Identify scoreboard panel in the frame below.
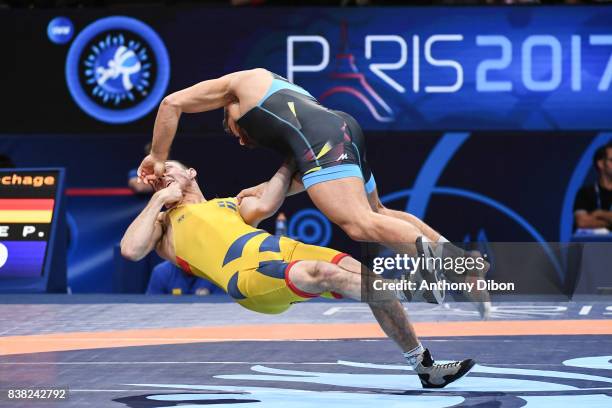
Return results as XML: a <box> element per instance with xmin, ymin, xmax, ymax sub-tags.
<box><xmin>0</xmin><ymin>169</ymin><xmax>66</xmax><ymax>291</ymax></box>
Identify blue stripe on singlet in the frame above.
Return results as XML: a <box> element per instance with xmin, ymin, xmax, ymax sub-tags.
<box><xmin>301</xmin><ymin>164</ymin><xmax>364</xmax><ymax>190</ymax></box>
<box><xmin>364</xmin><ymin>173</ymin><xmax>377</xmax><ymax>194</ymax></box>
<box><xmin>257</xmin><ymin>77</ymin><xmax>313</xmax><ymax>107</ymax></box>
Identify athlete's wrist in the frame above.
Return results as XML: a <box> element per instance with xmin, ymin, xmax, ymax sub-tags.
<box><xmin>152</xmin><ymin>190</ymin><xmax>171</xmax><ymax>206</ymax></box>
<box><xmin>150</xmin><ymin>150</ymin><xmax>168</xmax><ymax>161</ymax></box>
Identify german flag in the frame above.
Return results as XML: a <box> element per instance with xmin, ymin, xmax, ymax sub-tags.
<box><xmin>0</xmin><ymin>199</ymin><xmax>54</xmax><ymax>223</ymax></box>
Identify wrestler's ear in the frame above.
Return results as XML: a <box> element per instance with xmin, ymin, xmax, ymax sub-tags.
<box><xmin>187</xmin><ymin>168</ymin><xmax>197</xmax><ymax>180</ymax></box>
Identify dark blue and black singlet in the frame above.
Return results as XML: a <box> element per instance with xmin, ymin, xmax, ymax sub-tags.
<box><xmin>236</xmin><ymin>72</ymin><xmax>376</xmax><ymax>193</ymax></box>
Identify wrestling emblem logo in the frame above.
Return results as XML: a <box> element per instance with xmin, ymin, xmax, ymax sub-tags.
<box><xmin>65</xmin><ymin>16</ymin><xmax>170</xmax><ymax>124</ymax></box>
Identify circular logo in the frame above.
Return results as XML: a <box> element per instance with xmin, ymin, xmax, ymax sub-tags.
<box><xmin>47</xmin><ymin>17</ymin><xmax>74</xmax><ymax>44</ymax></box>
<box><xmin>288</xmin><ymin>209</ymin><xmax>332</xmax><ymax>247</ymax></box>
<box><xmin>65</xmin><ymin>16</ymin><xmax>170</xmax><ymax>124</ymax></box>
<box><xmin>0</xmin><ymin>243</ymin><xmax>8</xmax><ymax>269</ymax></box>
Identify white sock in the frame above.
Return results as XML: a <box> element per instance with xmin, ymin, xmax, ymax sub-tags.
<box><xmin>437</xmin><ymin>235</ymin><xmax>449</xmax><ymax>243</ymax></box>
<box><xmin>403</xmin><ymin>343</ymin><xmax>425</xmax><ymax>368</ymax></box>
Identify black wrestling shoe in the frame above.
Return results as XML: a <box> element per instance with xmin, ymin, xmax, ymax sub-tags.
<box><xmin>415</xmin><ymin>349</ymin><xmax>475</xmax><ymax>389</ymax></box>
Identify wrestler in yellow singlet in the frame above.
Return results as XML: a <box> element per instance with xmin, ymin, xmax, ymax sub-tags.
<box><xmin>168</xmin><ymin>197</ymin><xmax>347</xmax><ymax>314</ymax></box>
<box><xmin>125</xmin><ymin>160</ymin><xmax>477</xmax><ymax>388</ymax></box>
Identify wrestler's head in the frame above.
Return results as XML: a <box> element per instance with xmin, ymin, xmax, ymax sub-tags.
<box><xmin>153</xmin><ymin>160</ymin><xmax>198</xmax><ymax>208</ymax></box>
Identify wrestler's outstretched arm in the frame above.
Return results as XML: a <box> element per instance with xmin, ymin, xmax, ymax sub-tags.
<box><xmin>138</xmin><ymin>70</ymin><xmax>257</xmax><ymax>185</ymax></box>
<box><xmin>120</xmin><ymin>184</ymin><xmax>181</xmax><ymax>261</ymax></box>
<box><xmin>236</xmin><ymin>159</ymin><xmax>304</xmax><ymax>212</ymax></box>
<box><xmin>237</xmin><ymin>161</ymin><xmax>299</xmax><ymax>227</ymax></box>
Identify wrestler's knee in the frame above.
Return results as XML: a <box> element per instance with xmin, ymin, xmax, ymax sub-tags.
<box><xmin>372</xmin><ymin>202</ymin><xmax>387</xmax><ymax>214</ymax></box>
<box><xmin>338</xmin><ymin>212</ymin><xmax>379</xmax><ymax>242</ymax></box>
<box><xmin>307</xmin><ymin>261</ymin><xmax>341</xmax><ymax>291</ymax></box>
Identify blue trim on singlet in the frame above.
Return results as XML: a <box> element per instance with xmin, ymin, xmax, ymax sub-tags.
<box><xmin>354</xmin><ymin>145</ymin><xmax>377</xmax><ymax>193</ymax></box>
<box><xmin>299</xmin><ymin>137</ymin><xmax>375</xmax><ymax>193</ymax></box>
<box><xmin>302</xmin><ymin>164</ymin><xmax>364</xmax><ymax>190</ymax></box>
<box><xmin>364</xmin><ymin>173</ymin><xmax>377</xmax><ymax>194</ymax></box>
<box><xmin>349</xmin><ymin>141</ymin><xmax>376</xmax><ymax>193</ymax></box>
<box><xmin>258</xmin><ymin>77</ymin><xmax>313</xmax><ymax>107</ymax></box>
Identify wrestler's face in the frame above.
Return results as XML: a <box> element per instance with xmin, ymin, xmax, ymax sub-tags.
<box><xmin>154</xmin><ymin>161</ymin><xmax>196</xmax><ymax>193</ymax></box>
<box><xmin>223</xmin><ymin>104</ymin><xmax>249</xmax><ymax>146</ymax></box>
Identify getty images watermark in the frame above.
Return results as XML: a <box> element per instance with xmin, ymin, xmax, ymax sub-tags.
<box><xmin>358</xmin><ymin>242</ymin><xmax>536</xmax><ymax>304</ymax></box>
<box><xmin>370</xmin><ymin>252</ymin><xmax>515</xmax><ymax>293</ymax></box>
<box><xmin>362</xmin><ymin>242</ymin><xmax>608</xmax><ymax>302</ymax></box>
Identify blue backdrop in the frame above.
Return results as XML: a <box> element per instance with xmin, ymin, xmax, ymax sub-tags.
<box><xmin>1</xmin><ymin>6</ymin><xmax>611</xmax><ymax>292</ymax></box>
<box><xmin>2</xmin><ymin>6</ymin><xmax>612</xmax><ymax>131</ymax></box>
<box><xmin>1</xmin><ymin>131</ymin><xmax>608</xmax><ymax>292</ymax></box>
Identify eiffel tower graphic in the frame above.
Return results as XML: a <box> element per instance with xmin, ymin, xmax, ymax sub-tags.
<box><xmin>319</xmin><ymin>21</ymin><xmax>394</xmax><ymax>123</ymax></box>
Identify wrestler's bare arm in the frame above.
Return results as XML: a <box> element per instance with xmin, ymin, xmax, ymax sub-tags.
<box><xmin>120</xmin><ymin>187</ymin><xmax>180</xmax><ymax>261</ymax></box>
<box><xmin>287</xmin><ymin>172</ymin><xmax>305</xmax><ymax>196</ymax></box>
<box><xmin>236</xmin><ymin>160</ymin><xmax>304</xmax><ymax>217</ymax></box>
<box><xmin>238</xmin><ymin>161</ymin><xmax>295</xmax><ymax>227</ymax></box>
<box><xmin>150</xmin><ymin>68</ymin><xmax>269</xmax><ymax>160</ymax></box>
<box><xmin>150</xmin><ymin>73</ymin><xmax>236</xmax><ymax>160</ymax></box>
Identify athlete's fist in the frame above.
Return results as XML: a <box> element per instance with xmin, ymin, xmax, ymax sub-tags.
<box><xmin>156</xmin><ymin>183</ymin><xmax>183</xmax><ymax>207</ymax></box>
<box><xmin>138</xmin><ymin>154</ymin><xmax>166</xmax><ymax>185</ymax></box>
<box><xmin>236</xmin><ymin>182</ymin><xmax>267</xmax><ymax>205</ymax></box>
